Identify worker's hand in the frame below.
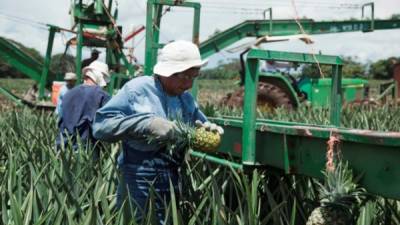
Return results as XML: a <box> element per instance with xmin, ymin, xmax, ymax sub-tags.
<box><xmin>195</xmin><ymin>120</ymin><xmax>224</xmax><ymax>135</ymax></box>
<box><xmin>148</xmin><ymin>117</ymin><xmax>178</xmax><ymax>140</ymax></box>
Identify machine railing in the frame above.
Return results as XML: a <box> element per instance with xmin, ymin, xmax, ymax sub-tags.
<box><xmin>199</xmin><ymin>18</ymin><xmax>400</xmax><ymax>59</ymax></box>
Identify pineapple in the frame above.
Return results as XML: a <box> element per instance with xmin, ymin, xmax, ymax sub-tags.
<box><xmin>191</xmin><ymin>126</ymin><xmax>221</xmax><ymax>152</ymax></box>
<box><xmin>172</xmin><ymin>120</ymin><xmax>221</xmax><ymax>153</ymax></box>
<box><xmin>306</xmin><ymin>161</ymin><xmax>366</xmax><ymax>225</ymax></box>
<box><xmin>146</xmin><ymin>118</ymin><xmax>222</xmax><ymax>154</ymax></box>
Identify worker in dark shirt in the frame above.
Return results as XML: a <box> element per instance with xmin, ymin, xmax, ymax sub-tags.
<box><xmin>56</xmin><ymin>61</ymin><xmax>111</xmax><ymax>153</ymax></box>
<box><xmin>82</xmin><ymin>49</ymin><xmax>101</xmax><ymax>69</ymax></box>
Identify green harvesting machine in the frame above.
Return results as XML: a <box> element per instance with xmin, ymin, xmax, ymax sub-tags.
<box><xmin>0</xmin><ymin>0</ymin><xmax>137</xmax><ymax>104</ymax></box>
<box><xmin>144</xmin><ymin>0</ymin><xmax>400</xmax><ymax>201</ymax></box>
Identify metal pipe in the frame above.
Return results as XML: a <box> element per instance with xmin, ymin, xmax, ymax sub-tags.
<box><xmin>39</xmin><ymin>26</ymin><xmax>56</xmax><ymax>99</ymax></box>
<box><xmin>263</xmin><ymin>8</ymin><xmax>272</xmax><ymax>34</ymax></box>
<box><xmin>190</xmin><ymin>150</ymin><xmax>242</xmax><ymax>170</ymax></box>
<box><xmin>362</xmin><ymin>2</ymin><xmax>375</xmax><ymax>31</ymax></box>
<box><xmin>75</xmin><ymin>22</ymin><xmax>83</xmax><ymax>82</ymax></box>
<box><xmin>330</xmin><ymin>65</ymin><xmax>342</xmax><ymax>126</ymax></box>
<box><xmin>242</xmin><ymin>57</ymin><xmax>259</xmax><ymax>165</ymax></box>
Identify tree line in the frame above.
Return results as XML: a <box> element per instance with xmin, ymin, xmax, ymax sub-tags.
<box><xmin>200</xmin><ymin>56</ymin><xmax>400</xmax><ymax>80</ymax></box>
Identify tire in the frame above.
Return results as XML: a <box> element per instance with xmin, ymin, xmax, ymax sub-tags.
<box><xmin>221</xmin><ymin>82</ymin><xmax>295</xmax><ymax>110</ymax></box>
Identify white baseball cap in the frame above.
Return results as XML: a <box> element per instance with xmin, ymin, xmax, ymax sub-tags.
<box><xmin>64</xmin><ymin>72</ymin><xmax>77</xmax><ymax>80</ymax></box>
<box><xmin>153</xmin><ymin>40</ymin><xmax>207</xmax><ymax>77</ymax></box>
<box><xmin>82</xmin><ymin>61</ymin><xmax>110</xmax><ymax>87</ymax></box>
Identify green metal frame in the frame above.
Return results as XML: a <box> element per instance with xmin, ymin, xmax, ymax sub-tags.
<box><xmin>0</xmin><ymin>25</ymin><xmax>58</xmax><ymax>99</ymax></box>
<box><xmin>39</xmin><ymin>25</ymin><xmax>58</xmax><ymax>98</ymax></box>
<box><xmin>144</xmin><ymin>0</ymin><xmax>201</xmax><ymax>75</ymax></box>
<box><xmin>72</xmin><ymin>1</ymin><xmax>136</xmax><ymax>94</ymax></box>
<box><xmin>0</xmin><ymin>86</ymin><xmax>24</xmax><ymax>106</ymax></box>
<box><xmin>140</xmin><ymin>3</ymin><xmax>400</xmax><ymax>199</ymax></box>
<box><xmin>190</xmin><ymin>49</ymin><xmax>400</xmax><ymax>200</ymax></box>
<box><xmin>0</xmin><ymin>37</ymin><xmax>43</xmax><ymax>82</ymax></box>
<box><xmin>362</xmin><ymin>2</ymin><xmax>375</xmax><ymax>31</ymax></box>
<box><xmin>0</xmin><ymin>0</ymin><xmax>135</xmax><ymax>106</ymax></box>
<box><xmin>243</xmin><ymin>49</ymin><xmax>343</xmax><ymax>165</ymax></box>
<box><xmin>199</xmin><ymin>18</ymin><xmax>400</xmax><ymax>59</ymax></box>
<box><xmin>208</xmin><ymin>116</ymin><xmax>400</xmax><ymax>200</ymax></box>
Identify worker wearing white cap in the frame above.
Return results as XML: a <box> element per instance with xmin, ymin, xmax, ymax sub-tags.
<box><xmin>56</xmin><ymin>61</ymin><xmax>110</xmax><ymax>154</ymax></box>
<box><xmin>92</xmin><ymin>40</ymin><xmax>223</xmax><ymax>224</ymax></box>
<box><xmin>55</xmin><ymin>72</ymin><xmax>77</xmax><ymax>116</ymax></box>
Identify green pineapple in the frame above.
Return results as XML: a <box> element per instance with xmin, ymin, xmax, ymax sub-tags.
<box><xmin>306</xmin><ymin>161</ymin><xmax>366</xmax><ymax>225</ymax></box>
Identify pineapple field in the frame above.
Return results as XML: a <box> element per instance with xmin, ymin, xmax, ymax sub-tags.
<box><xmin>0</xmin><ymin>79</ymin><xmax>400</xmax><ymax>224</ymax></box>
<box><xmin>1</xmin><ymin>0</ymin><xmax>400</xmax><ymax>223</ymax></box>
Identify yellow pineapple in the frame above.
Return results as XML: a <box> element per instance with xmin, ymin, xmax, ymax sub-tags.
<box><xmin>192</xmin><ymin>127</ymin><xmax>221</xmax><ymax>152</ymax></box>
<box><xmin>147</xmin><ymin>118</ymin><xmax>222</xmax><ymax>154</ymax></box>
<box><xmin>172</xmin><ymin>120</ymin><xmax>222</xmax><ymax>153</ymax></box>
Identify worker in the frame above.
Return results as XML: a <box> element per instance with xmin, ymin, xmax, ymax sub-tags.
<box><xmin>55</xmin><ymin>72</ymin><xmax>77</xmax><ymax>116</ymax></box>
<box><xmin>82</xmin><ymin>49</ymin><xmax>101</xmax><ymax>69</ymax></box>
<box><xmin>23</xmin><ymin>83</ymin><xmax>39</xmax><ymax>102</ymax></box>
<box><xmin>92</xmin><ymin>40</ymin><xmax>224</xmax><ymax>224</ymax></box>
<box><xmin>56</xmin><ymin>61</ymin><xmax>111</xmax><ymax>154</ymax></box>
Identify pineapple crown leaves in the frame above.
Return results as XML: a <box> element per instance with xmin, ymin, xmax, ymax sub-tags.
<box><xmin>171</xmin><ymin>118</ymin><xmax>196</xmax><ymax>149</ymax></box>
<box><xmin>316</xmin><ymin>161</ymin><xmax>368</xmax><ymax>210</ymax></box>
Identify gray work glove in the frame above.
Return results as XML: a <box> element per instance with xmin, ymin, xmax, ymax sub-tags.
<box><xmin>195</xmin><ymin>120</ymin><xmax>224</xmax><ymax>135</ymax></box>
<box><xmin>148</xmin><ymin>117</ymin><xmax>178</xmax><ymax>140</ymax></box>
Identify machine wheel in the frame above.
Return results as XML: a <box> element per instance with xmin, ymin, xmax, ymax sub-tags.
<box><xmin>221</xmin><ymin>82</ymin><xmax>295</xmax><ymax>110</ymax></box>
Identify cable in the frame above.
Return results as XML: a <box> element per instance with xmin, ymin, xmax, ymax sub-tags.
<box><xmin>200</xmin><ymin>1</ymin><xmax>361</xmax><ymax>9</ymax></box>
<box><xmin>171</xmin><ymin>7</ymin><xmax>359</xmax><ymax>17</ymax></box>
<box><xmin>132</xmin><ymin>0</ymin><xmax>146</xmax><ymax>15</ymax></box>
<box><xmin>0</xmin><ymin>11</ymin><xmax>47</xmax><ymax>26</ymax></box>
<box><xmin>202</xmin><ymin>4</ymin><xmax>360</xmax><ymax>10</ymax></box>
<box><xmin>0</xmin><ymin>12</ymin><xmax>48</xmax><ymax>31</ymax></box>
<box><xmin>198</xmin><ymin>0</ymin><xmax>361</xmax><ymax>7</ymax></box>
<box><xmin>290</xmin><ymin>0</ymin><xmax>325</xmax><ymax>78</ymax></box>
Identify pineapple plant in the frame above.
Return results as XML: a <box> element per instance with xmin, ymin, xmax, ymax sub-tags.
<box><xmin>306</xmin><ymin>161</ymin><xmax>367</xmax><ymax>225</ymax></box>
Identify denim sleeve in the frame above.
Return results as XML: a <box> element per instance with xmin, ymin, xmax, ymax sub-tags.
<box><xmin>181</xmin><ymin>92</ymin><xmax>208</xmax><ymax>124</ymax></box>
<box><xmin>92</xmin><ymin>87</ymin><xmax>155</xmax><ymax>142</ymax></box>
<box><xmin>193</xmin><ymin>102</ymin><xmax>207</xmax><ymax>123</ymax></box>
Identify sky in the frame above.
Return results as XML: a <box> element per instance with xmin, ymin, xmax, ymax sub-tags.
<box><xmin>0</xmin><ymin>0</ymin><xmax>399</xmax><ymax>68</ymax></box>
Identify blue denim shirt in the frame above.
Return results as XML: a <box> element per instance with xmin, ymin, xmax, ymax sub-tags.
<box><xmin>57</xmin><ymin>84</ymin><xmax>110</xmax><ymax>149</ymax></box>
<box><xmin>92</xmin><ymin>76</ymin><xmax>207</xmax><ymax>167</ymax></box>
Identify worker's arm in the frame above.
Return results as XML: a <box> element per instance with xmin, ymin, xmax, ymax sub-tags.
<box><xmin>181</xmin><ymin>92</ymin><xmax>208</xmax><ymax>124</ymax></box>
<box><xmin>92</xmin><ymin>86</ymin><xmax>157</xmax><ymax>142</ymax></box>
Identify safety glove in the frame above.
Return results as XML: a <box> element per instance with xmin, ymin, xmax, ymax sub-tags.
<box><xmin>191</xmin><ymin>120</ymin><xmax>224</xmax><ymax>153</ymax></box>
<box><xmin>195</xmin><ymin>120</ymin><xmax>224</xmax><ymax>135</ymax></box>
<box><xmin>148</xmin><ymin>117</ymin><xmax>178</xmax><ymax>141</ymax></box>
